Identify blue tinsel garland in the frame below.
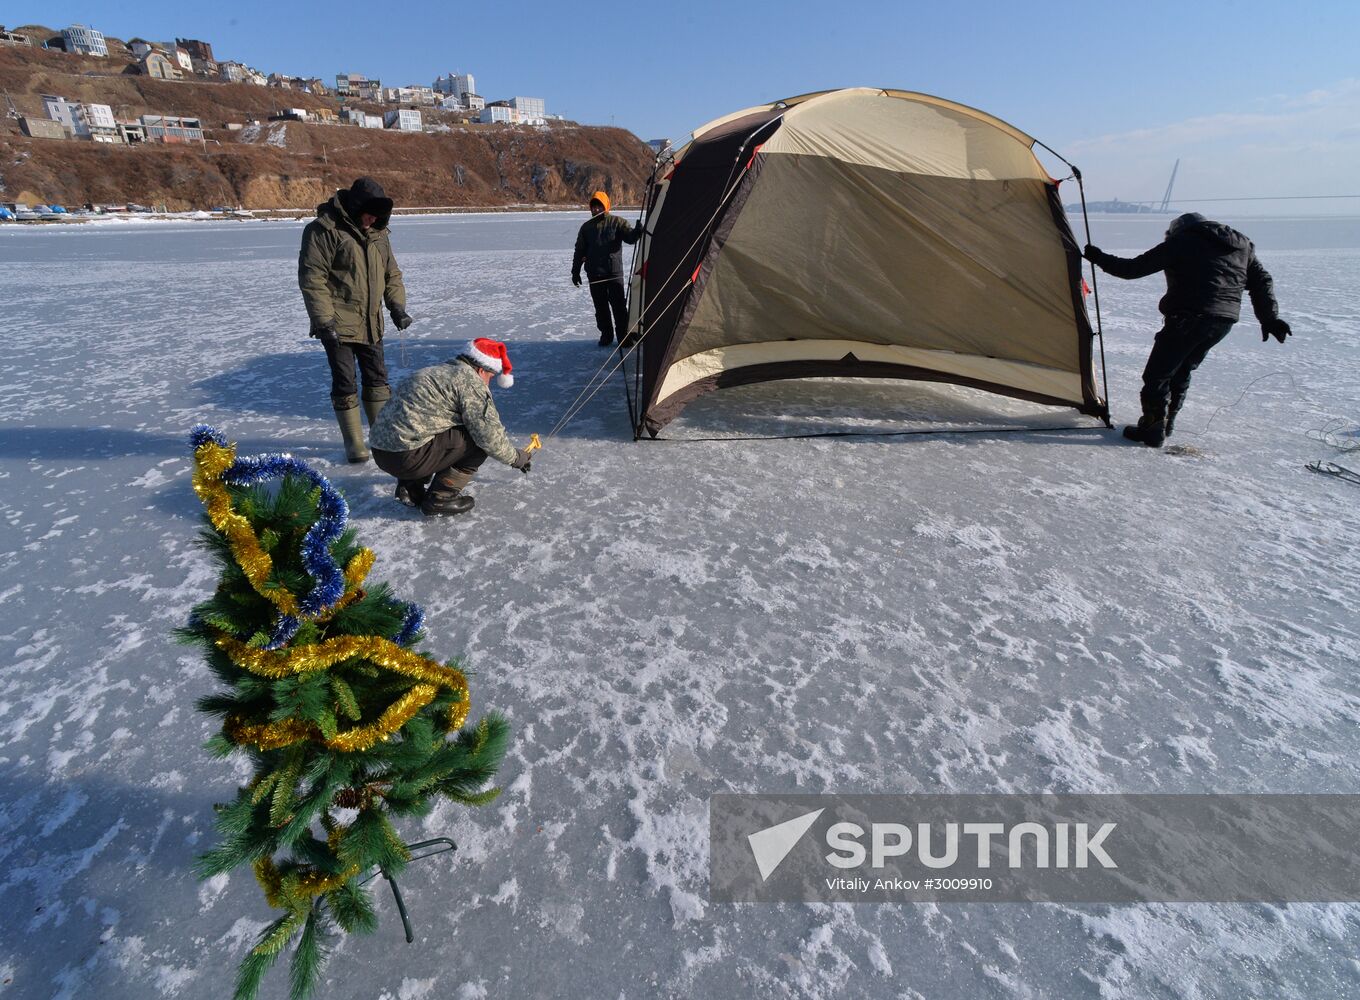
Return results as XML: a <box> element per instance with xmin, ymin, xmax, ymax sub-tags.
<box><xmin>190</xmin><ymin>425</ymin><xmax>427</xmax><ymax>651</ymax></box>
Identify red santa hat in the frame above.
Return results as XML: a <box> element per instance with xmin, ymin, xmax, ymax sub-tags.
<box><xmin>464</xmin><ymin>338</ymin><xmax>514</xmax><ymax>387</ymax></box>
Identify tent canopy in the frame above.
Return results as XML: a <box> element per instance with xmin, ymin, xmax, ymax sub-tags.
<box><xmin>628</xmin><ymin>88</ymin><xmax>1106</xmax><ymax>436</ymax></box>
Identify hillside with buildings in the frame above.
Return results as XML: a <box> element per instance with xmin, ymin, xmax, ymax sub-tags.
<box><xmin>0</xmin><ymin>25</ymin><xmax>654</xmax><ymax>210</ymax></box>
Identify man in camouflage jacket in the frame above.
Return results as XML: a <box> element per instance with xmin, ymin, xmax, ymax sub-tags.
<box><xmin>298</xmin><ymin>176</ymin><xmax>412</xmax><ymax>462</ymax></box>
<box><xmin>370</xmin><ymin>338</ymin><xmax>533</xmax><ymax>517</ymax></box>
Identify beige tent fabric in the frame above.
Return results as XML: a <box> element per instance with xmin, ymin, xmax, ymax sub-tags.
<box><xmin>647</xmin><ymin>89</ymin><xmax>1096</xmax><ymax>422</ymax></box>
<box><xmin>666</xmin><ymin>154</ymin><xmax>1081</xmax><ymax>398</ymax></box>
<box><xmin>763</xmin><ymin>89</ymin><xmax>1047</xmax><ymax>181</ymax></box>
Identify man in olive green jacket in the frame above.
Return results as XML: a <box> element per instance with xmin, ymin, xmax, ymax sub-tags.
<box><xmin>298</xmin><ymin>177</ymin><xmax>412</xmax><ymax>462</ymax></box>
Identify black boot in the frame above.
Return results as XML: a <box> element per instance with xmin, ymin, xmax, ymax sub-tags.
<box><xmin>394</xmin><ymin>478</ymin><xmax>427</xmax><ymax>508</ymax></box>
<box><xmin>421</xmin><ymin>468</ymin><xmax>476</xmax><ymax>517</ymax></box>
<box><xmin>1122</xmin><ymin>415</ymin><xmax>1167</xmax><ymax>448</ymax></box>
<box><xmin>597</xmin><ymin>333</ymin><xmax>614</xmax><ymax>347</ymax></box>
<box><xmin>1165</xmin><ymin>392</ymin><xmax>1185</xmax><ymax>439</ymax></box>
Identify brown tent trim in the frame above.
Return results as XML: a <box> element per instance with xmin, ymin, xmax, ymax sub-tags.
<box><xmin>643</xmin><ymin>358</ymin><xmax>1108</xmax><ymax>436</ymax></box>
<box><xmin>1043</xmin><ymin>182</ymin><xmax>1109</xmax><ymax>422</ymax></box>
<box><xmin>643</xmin><ymin>151</ymin><xmax>769</xmax><ymax>425</ymax></box>
<box><xmin>637</xmin><ymin>111</ymin><xmax>785</xmax><ymax>425</ymax></box>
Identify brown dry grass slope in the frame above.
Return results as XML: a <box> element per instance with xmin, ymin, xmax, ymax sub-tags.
<box><xmin>0</xmin><ymin>45</ymin><xmax>655</xmax><ymax>209</ymax></box>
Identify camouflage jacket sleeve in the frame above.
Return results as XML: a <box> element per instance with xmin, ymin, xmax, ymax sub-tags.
<box><xmin>298</xmin><ymin>224</ymin><xmax>338</xmax><ymax>330</ymax></box>
<box><xmin>460</xmin><ymin>385</ymin><xmax>519</xmax><ymax>465</ymax></box>
<box><xmin>381</xmin><ymin>235</ymin><xmax>407</xmax><ymax>314</ymax></box>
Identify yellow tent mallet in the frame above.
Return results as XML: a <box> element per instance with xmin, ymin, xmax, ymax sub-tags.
<box><xmin>519</xmin><ymin>433</ymin><xmax>541</xmax><ymax>473</ymax></box>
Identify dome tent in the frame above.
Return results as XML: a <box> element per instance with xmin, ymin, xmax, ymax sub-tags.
<box><xmin>626</xmin><ymin>88</ymin><xmax>1109</xmax><ymax>437</ymax></box>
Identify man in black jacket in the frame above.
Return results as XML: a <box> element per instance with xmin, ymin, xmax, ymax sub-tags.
<box><xmin>571</xmin><ymin>190</ymin><xmax>642</xmax><ymax>346</ymax></box>
<box><xmin>1085</xmin><ymin>213</ymin><xmax>1290</xmax><ymax>447</ymax></box>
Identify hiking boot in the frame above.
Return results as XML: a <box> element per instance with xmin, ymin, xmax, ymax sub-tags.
<box><xmin>420</xmin><ymin>467</ymin><xmax>476</xmax><ymax>517</ymax></box>
<box><xmin>394</xmin><ymin>479</ymin><xmax>427</xmax><ymax>508</ymax></box>
<box><xmin>1122</xmin><ymin>417</ymin><xmax>1166</xmax><ymax>448</ymax></box>
<box><xmin>333</xmin><ymin>400</ymin><xmax>370</xmax><ymax>463</ymax></box>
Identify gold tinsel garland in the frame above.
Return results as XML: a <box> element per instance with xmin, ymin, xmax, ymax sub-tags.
<box><xmin>226</xmin><ymin>683</ymin><xmax>443</xmax><ymax>752</ymax></box>
<box><xmin>253</xmin><ymin>855</ymin><xmax>361</xmax><ymax>912</ymax></box>
<box><xmin>215</xmin><ymin>633</ymin><xmax>469</xmax><ymax>750</ymax></box>
<box><xmin>192</xmin><ymin>438</ymin><xmax>376</xmax><ymax>622</ymax></box>
<box><xmin>193</xmin><ymin>438</ymin><xmax>301</xmax><ymax>616</ymax></box>
<box><xmin>193</xmin><ymin>429</ymin><xmax>475</xmax><ymax>924</ymax></box>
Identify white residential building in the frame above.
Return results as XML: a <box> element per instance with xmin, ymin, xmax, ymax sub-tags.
<box><xmin>509</xmin><ymin>97</ymin><xmax>546</xmax><ymax>123</ymax></box>
<box><xmin>440</xmin><ymin>92</ymin><xmax>484</xmax><ymax>112</ymax></box>
<box><xmin>84</xmin><ymin>103</ymin><xmax>120</xmax><ymax>143</ymax></box>
<box><xmin>383</xmin><ymin>109</ymin><xmax>422</xmax><ymax>131</ymax></box>
<box><xmin>61</xmin><ymin>24</ymin><xmax>107</xmax><ymax>57</ymax></box>
<box><xmin>478</xmin><ymin>104</ymin><xmax>515</xmax><ymax>125</ymax></box>
<box><xmin>219</xmin><ymin>62</ymin><xmax>248</xmax><ymax>84</ymax></box>
<box><xmin>172</xmin><ymin>47</ymin><xmax>194</xmax><ymax>73</ymax></box>
<box><xmin>85</xmin><ymin>104</ymin><xmax>116</xmax><ymax>129</ymax></box>
<box><xmin>434</xmin><ymin>73</ymin><xmax>475</xmax><ymax>99</ymax></box>
<box><xmin>42</xmin><ymin>95</ymin><xmax>84</xmax><ymax>135</ymax></box>
<box><xmin>386</xmin><ymin>86</ymin><xmax>436</xmax><ymax>105</ymax></box>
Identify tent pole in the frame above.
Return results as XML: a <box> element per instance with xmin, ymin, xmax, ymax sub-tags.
<box><xmin>626</xmin><ymin>149</ymin><xmax>663</xmax><ymax>441</ymax></box>
<box><xmin>1072</xmin><ymin>165</ymin><xmax>1113</xmax><ymax>427</ymax></box>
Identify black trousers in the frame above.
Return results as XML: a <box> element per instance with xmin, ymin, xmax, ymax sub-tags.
<box><xmin>588</xmin><ymin>277</ymin><xmax>628</xmax><ymax>343</ymax></box>
<box><xmin>372</xmin><ymin>426</ymin><xmax>487</xmax><ymax>487</ymax></box>
<box><xmin>1140</xmin><ymin>314</ymin><xmax>1236</xmax><ymax>415</ymax></box>
<box><xmin>323</xmin><ymin>338</ymin><xmax>388</xmax><ymax>405</ymax></box>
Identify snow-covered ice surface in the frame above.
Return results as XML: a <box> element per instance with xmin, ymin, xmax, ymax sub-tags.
<box><xmin>2</xmin><ymin>211</ymin><xmax>1359</xmax><ymax>998</ymax></box>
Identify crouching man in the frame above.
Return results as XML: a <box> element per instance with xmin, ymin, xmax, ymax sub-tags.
<box><xmin>369</xmin><ymin>338</ymin><xmax>533</xmax><ymax>517</ymax></box>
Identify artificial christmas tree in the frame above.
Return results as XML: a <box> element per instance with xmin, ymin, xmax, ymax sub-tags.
<box><xmin>179</xmin><ymin>426</ymin><xmax>509</xmax><ymax>1000</ymax></box>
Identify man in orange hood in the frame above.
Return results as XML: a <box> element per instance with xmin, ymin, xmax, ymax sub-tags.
<box><xmin>571</xmin><ymin>190</ymin><xmax>643</xmax><ymax>346</ymax></box>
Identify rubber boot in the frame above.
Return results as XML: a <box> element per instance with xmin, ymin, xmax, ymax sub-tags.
<box><xmin>421</xmin><ymin>467</ymin><xmax>476</xmax><ymax>517</ymax></box>
<box><xmin>362</xmin><ymin>384</ymin><xmax>391</xmax><ymax>426</ymax></box>
<box><xmin>332</xmin><ymin>397</ymin><xmax>370</xmax><ymax>463</ymax></box>
<box><xmin>1165</xmin><ymin>392</ymin><xmax>1185</xmax><ymax>439</ymax></box>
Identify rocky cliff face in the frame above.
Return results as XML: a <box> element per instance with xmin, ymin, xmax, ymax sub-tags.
<box><xmin>0</xmin><ymin>44</ymin><xmax>655</xmax><ymax>209</ymax></box>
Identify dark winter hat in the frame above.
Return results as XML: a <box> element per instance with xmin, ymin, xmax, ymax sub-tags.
<box><xmin>1167</xmin><ymin>212</ymin><xmax>1207</xmax><ymax>237</ymax></box>
<box><xmin>344</xmin><ymin>176</ymin><xmax>393</xmax><ymax>227</ymax></box>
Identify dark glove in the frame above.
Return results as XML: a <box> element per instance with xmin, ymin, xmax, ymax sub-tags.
<box><xmin>1083</xmin><ymin>244</ymin><xmax>1101</xmax><ymax>262</ymax></box>
<box><xmin>571</xmin><ymin>272</ymin><xmax>582</xmax><ymax>287</ymax></box>
<box><xmin>391</xmin><ymin>309</ymin><xmax>412</xmax><ymax>331</ymax></box>
<box><xmin>1262</xmin><ymin>318</ymin><xmax>1291</xmax><ymax>343</ymax></box>
<box><xmin>511</xmin><ymin>448</ymin><xmax>533</xmax><ymax>473</ymax></box>
<box><xmin>312</xmin><ymin>323</ymin><xmax>340</xmax><ymax>349</ymax></box>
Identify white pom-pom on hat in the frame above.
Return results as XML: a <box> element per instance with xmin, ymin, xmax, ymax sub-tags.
<box><xmin>465</xmin><ymin>338</ymin><xmax>514</xmax><ymax>388</ymax></box>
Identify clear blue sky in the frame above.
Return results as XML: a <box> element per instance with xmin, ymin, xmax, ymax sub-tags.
<box><xmin>25</xmin><ymin>1</ymin><xmax>1360</xmax><ymax>206</ymax></box>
